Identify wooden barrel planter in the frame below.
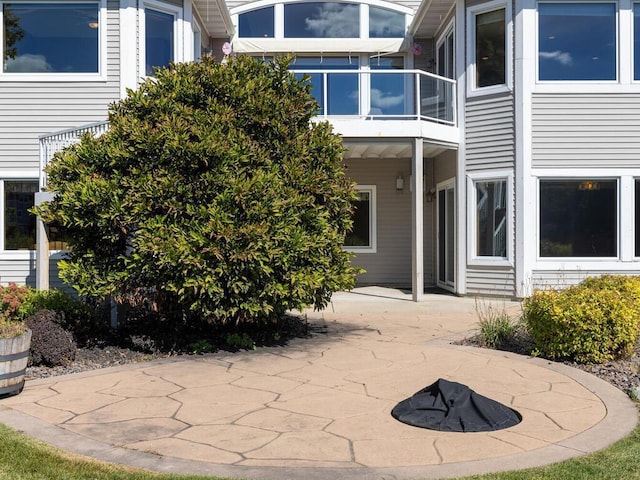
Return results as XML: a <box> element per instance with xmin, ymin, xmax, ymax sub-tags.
<box><xmin>0</xmin><ymin>329</ymin><xmax>31</xmax><ymax>397</ymax></box>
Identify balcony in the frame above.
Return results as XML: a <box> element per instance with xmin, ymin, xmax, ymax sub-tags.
<box><xmin>39</xmin><ymin>70</ymin><xmax>457</xmax><ymax>189</ymax></box>
<box><xmin>290</xmin><ymin>68</ymin><xmax>458</xmax><ymax>144</ymax></box>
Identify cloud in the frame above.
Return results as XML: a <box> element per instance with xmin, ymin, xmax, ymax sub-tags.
<box><xmin>369</xmin><ymin>9</ymin><xmax>405</xmax><ymax>37</ymax></box>
<box><xmin>539</xmin><ymin>50</ymin><xmax>573</xmax><ymax>66</ymax></box>
<box><xmin>370</xmin><ymin>88</ymin><xmax>404</xmax><ymax>109</ymax></box>
<box><xmin>4</xmin><ymin>54</ymin><xmax>52</xmax><ymax>72</ymax></box>
<box><xmin>305</xmin><ymin>4</ymin><xmax>359</xmax><ymax>37</ymax></box>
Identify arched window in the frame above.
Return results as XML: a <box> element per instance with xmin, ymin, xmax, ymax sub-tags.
<box><xmin>236</xmin><ymin>1</ymin><xmax>407</xmax><ymax>39</ymax></box>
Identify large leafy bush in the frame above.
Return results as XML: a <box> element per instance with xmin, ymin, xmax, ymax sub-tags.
<box><xmin>35</xmin><ymin>56</ymin><xmax>359</xmax><ymax>325</ymax></box>
<box><xmin>523</xmin><ymin>275</ymin><xmax>640</xmax><ymax>363</ymax></box>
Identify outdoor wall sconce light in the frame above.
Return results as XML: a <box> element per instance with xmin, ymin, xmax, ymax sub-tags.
<box><xmin>426</xmin><ymin>187</ymin><xmax>436</xmax><ymax>202</ymax></box>
<box><xmin>396</xmin><ymin>175</ymin><xmax>405</xmax><ymax>191</ymax></box>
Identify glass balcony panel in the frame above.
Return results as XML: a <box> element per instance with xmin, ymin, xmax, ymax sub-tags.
<box><xmin>369</xmin><ymin>72</ymin><xmax>411</xmax><ymax>116</ymax></box>
<box><xmin>420</xmin><ymin>74</ymin><xmax>454</xmax><ymax>123</ymax></box>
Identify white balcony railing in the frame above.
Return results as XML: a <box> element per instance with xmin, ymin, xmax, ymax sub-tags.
<box><xmin>289</xmin><ymin>68</ymin><xmax>456</xmax><ymax>125</ymax></box>
<box><xmin>38</xmin><ymin>70</ymin><xmax>456</xmax><ymax>188</ymax></box>
<box><xmin>39</xmin><ymin>121</ymin><xmax>110</xmax><ymax>190</ymax></box>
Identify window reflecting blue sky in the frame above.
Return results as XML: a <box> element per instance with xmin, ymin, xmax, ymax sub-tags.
<box><xmin>3</xmin><ymin>3</ymin><xmax>98</xmax><ymax>73</ymax></box>
<box><xmin>369</xmin><ymin>7</ymin><xmax>404</xmax><ymax>38</ymax></box>
<box><xmin>239</xmin><ymin>7</ymin><xmax>274</xmax><ymax>38</ymax></box>
<box><xmin>291</xmin><ymin>57</ymin><xmax>358</xmax><ymax>114</ymax></box>
<box><xmin>370</xmin><ymin>57</ymin><xmax>406</xmax><ymax>115</ymax></box>
<box><xmin>145</xmin><ymin>8</ymin><xmax>173</xmax><ymax>76</ymax></box>
<box><xmin>284</xmin><ymin>3</ymin><xmax>359</xmax><ymax>38</ymax></box>
<box><xmin>538</xmin><ymin>3</ymin><xmax>616</xmax><ymax>81</ymax></box>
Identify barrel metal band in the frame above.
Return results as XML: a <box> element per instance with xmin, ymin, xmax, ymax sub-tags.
<box><xmin>0</xmin><ymin>350</ymin><xmax>29</xmax><ymax>362</ymax></box>
<box><xmin>0</xmin><ymin>380</ymin><xmax>24</xmax><ymax>396</ymax></box>
<box><xmin>0</xmin><ymin>368</ymin><xmax>26</xmax><ymax>380</ymax></box>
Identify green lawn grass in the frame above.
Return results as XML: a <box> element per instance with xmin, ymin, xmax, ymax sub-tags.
<box><xmin>0</xmin><ymin>420</ymin><xmax>639</xmax><ymax>480</ymax></box>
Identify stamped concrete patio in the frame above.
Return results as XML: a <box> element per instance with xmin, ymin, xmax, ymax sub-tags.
<box><xmin>0</xmin><ymin>287</ymin><xmax>637</xmax><ymax>479</ymax></box>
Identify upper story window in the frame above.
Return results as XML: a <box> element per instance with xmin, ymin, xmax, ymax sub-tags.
<box><xmin>145</xmin><ymin>8</ymin><xmax>174</xmax><ymax>75</ymax></box>
<box><xmin>142</xmin><ymin>0</ymin><xmax>182</xmax><ymax>76</ymax></box>
<box><xmin>2</xmin><ymin>2</ymin><xmax>99</xmax><ymax>74</ymax></box>
<box><xmin>285</xmin><ymin>2</ymin><xmax>359</xmax><ymax>37</ymax></box>
<box><xmin>239</xmin><ymin>6</ymin><xmax>274</xmax><ymax>37</ymax></box>
<box><xmin>237</xmin><ymin>1</ymin><xmax>407</xmax><ymax>39</ymax></box>
<box><xmin>467</xmin><ymin>0</ymin><xmax>511</xmax><ymax>95</ymax></box>
<box><xmin>475</xmin><ymin>9</ymin><xmax>505</xmax><ymax>87</ymax></box>
<box><xmin>538</xmin><ymin>3</ymin><xmax>616</xmax><ymax>81</ymax></box>
<box><xmin>369</xmin><ymin>6</ymin><xmax>404</xmax><ymax>38</ymax></box>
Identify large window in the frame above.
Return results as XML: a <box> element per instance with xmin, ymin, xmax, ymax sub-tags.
<box><xmin>369</xmin><ymin>6</ymin><xmax>405</xmax><ymax>38</ymax></box>
<box><xmin>239</xmin><ymin>6</ymin><xmax>274</xmax><ymax>38</ymax></box>
<box><xmin>291</xmin><ymin>57</ymin><xmax>359</xmax><ymax>115</ymax></box>
<box><xmin>145</xmin><ymin>7</ymin><xmax>174</xmax><ymax>76</ymax></box>
<box><xmin>238</xmin><ymin>2</ymin><xmax>407</xmax><ymax>39</ymax></box>
<box><xmin>344</xmin><ymin>186</ymin><xmax>376</xmax><ymax>252</ymax></box>
<box><xmin>475</xmin><ymin>180</ymin><xmax>507</xmax><ymax>257</ymax></box>
<box><xmin>539</xmin><ymin>179</ymin><xmax>617</xmax><ymax>257</ymax></box>
<box><xmin>474</xmin><ymin>8</ymin><xmax>506</xmax><ymax>88</ymax></box>
<box><xmin>285</xmin><ymin>2</ymin><xmax>359</xmax><ymax>38</ymax></box>
<box><xmin>4</xmin><ymin>181</ymin><xmax>37</xmax><ymax>250</ymax></box>
<box><xmin>538</xmin><ymin>3</ymin><xmax>616</xmax><ymax>81</ymax></box>
<box><xmin>370</xmin><ymin>56</ymin><xmax>405</xmax><ymax>116</ymax></box>
<box><xmin>2</xmin><ymin>2</ymin><xmax>99</xmax><ymax>73</ymax></box>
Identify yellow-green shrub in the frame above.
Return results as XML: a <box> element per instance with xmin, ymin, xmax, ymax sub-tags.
<box><xmin>523</xmin><ymin>275</ymin><xmax>640</xmax><ymax>364</ymax></box>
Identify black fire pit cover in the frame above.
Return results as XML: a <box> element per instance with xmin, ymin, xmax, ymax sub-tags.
<box><xmin>391</xmin><ymin>378</ymin><xmax>521</xmax><ymax>432</ymax></box>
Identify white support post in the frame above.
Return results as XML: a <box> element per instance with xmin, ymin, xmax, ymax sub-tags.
<box><xmin>34</xmin><ymin>192</ymin><xmax>54</xmax><ymax>291</ymax></box>
<box><xmin>412</xmin><ymin>138</ymin><xmax>424</xmax><ymax>302</ymax></box>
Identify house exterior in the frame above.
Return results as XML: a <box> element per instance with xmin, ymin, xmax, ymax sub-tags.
<box><xmin>1</xmin><ymin>0</ymin><xmax>638</xmax><ymax>300</ymax></box>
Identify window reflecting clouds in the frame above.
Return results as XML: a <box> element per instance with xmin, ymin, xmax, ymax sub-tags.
<box><xmin>538</xmin><ymin>3</ymin><xmax>616</xmax><ymax>81</ymax></box>
<box><xmin>3</xmin><ymin>3</ymin><xmax>99</xmax><ymax>73</ymax></box>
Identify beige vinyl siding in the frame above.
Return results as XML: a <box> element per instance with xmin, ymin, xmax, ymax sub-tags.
<box><xmin>346</xmin><ymin>158</ymin><xmax>412</xmax><ymax>286</ymax></box>
<box><xmin>532</xmin><ymin>94</ymin><xmax>640</xmax><ymax>168</ymax></box>
<box><xmin>0</xmin><ymin>0</ymin><xmax>120</xmax><ymax>170</ymax></box>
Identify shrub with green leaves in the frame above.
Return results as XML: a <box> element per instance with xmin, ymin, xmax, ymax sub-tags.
<box><xmin>523</xmin><ymin>275</ymin><xmax>640</xmax><ymax>364</ymax></box>
<box><xmin>34</xmin><ymin>55</ymin><xmax>359</xmax><ymax>325</ymax></box>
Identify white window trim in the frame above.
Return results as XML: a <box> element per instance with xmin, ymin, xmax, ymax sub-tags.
<box><xmin>344</xmin><ymin>184</ymin><xmax>377</xmax><ymax>254</ymax></box>
<box><xmin>466</xmin><ymin>0</ymin><xmax>513</xmax><ymax>97</ymax></box>
<box><xmin>0</xmin><ymin>178</ymin><xmax>39</xmax><ymax>254</ymax></box>
<box><xmin>466</xmin><ymin>170</ymin><xmax>513</xmax><ymax>267</ymax></box>
<box><xmin>535</xmin><ymin>1</ymin><xmax>620</xmax><ymax>86</ymax></box>
<box><xmin>140</xmin><ymin>0</ymin><xmax>184</xmax><ymax>79</ymax></box>
<box><xmin>535</xmin><ymin>173</ymin><xmax>622</xmax><ymax>268</ymax></box>
<box><xmin>0</xmin><ymin>0</ymin><xmax>107</xmax><ymax>82</ymax></box>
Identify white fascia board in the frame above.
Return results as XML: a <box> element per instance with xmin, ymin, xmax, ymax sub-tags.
<box><xmin>327</xmin><ymin>119</ymin><xmax>459</xmax><ymax>145</ymax></box>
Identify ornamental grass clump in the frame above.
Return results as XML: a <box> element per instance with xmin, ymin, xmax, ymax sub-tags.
<box><xmin>524</xmin><ymin>275</ymin><xmax>640</xmax><ymax>364</ymax></box>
